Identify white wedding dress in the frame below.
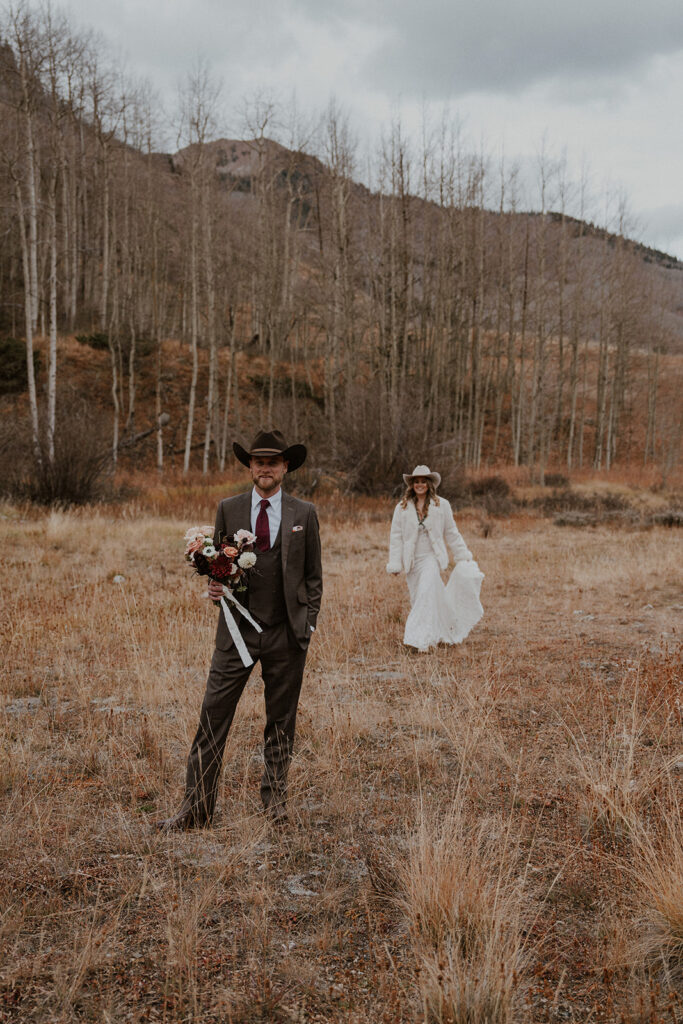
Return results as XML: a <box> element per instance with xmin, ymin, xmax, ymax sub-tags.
<box><xmin>404</xmin><ymin>524</ymin><xmax>484</xmax><ymax>651</ymax></box>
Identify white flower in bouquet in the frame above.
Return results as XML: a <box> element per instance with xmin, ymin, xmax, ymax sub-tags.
<box><xmin>238</xmin><ymin>551</ymin><xmax>257</xmax><ymax>569</ymax></box>
<box><xmin>201</xmin><ymin>525</ymin><xmax>214</xmax><ymax>536</ymax></box>
<box><xmin>202</xmin><ymin>544</ymin><xmax>217</xmax><ymax>559</ymax></box>
<box><xmin>234</xmin><ymin>528</ymin><xmax>257</xmax><ymax>545</ymax></box>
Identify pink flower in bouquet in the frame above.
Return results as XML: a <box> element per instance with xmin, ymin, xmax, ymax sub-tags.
<box><xmin>184</xmin><ymin>527</ymin><xmax>205</xmax><ymax>542</ymax></box>
<box><xmin>222</xmin><ymin>545</ymin><xmax>238</xmax><ymax>558</ymax></box>
<box><xmin>185</xmin><ymin>537</ymin><xmax>205</xmax><ymax>557</ymax></box>
<box><xmin>234</xmin><ymin>529</ymin><xmax>256</xmax><ymax>545</ymax></box>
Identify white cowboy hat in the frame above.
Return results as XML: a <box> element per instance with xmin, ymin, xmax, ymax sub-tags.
<box><xmin>403</xmin><ymin>464</ymin><xmax>441</xmax><ymax>488</ymax></box>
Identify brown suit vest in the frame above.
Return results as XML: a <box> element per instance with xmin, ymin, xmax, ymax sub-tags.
<box><xmin>247</xmin><ymin>528</ymin><xmax>286</xmax><ymax>626</ymax></box>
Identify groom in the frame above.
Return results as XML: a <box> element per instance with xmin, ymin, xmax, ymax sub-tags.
<box><xmin>157</xmin><ymin>430</ymin><xmax>322</xmax><ymax>830</ymax></box>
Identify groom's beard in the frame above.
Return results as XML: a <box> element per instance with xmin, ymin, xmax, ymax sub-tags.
<box><xmin>251</xmin><ymin>468</ymin><xmax>286</xmax><ymax>495</ymax></box>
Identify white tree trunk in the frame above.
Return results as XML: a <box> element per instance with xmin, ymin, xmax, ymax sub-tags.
<box><xmin>15</xmin><ymin>179</ymin><xmax>41</xmax><ymax>458</ymax></box>
<box><xmin>47</xmin><ymin>168</ymin><xmax>58</xmax><ymax>465</ymax></box>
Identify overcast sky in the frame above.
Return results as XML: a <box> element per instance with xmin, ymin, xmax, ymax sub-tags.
<box><xmin>61</xmin><ymin>0</ymin><xmax>683</xmax><ymax>259</ymax></box>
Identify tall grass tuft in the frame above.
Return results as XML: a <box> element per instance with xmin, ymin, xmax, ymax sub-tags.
<box><xmin>563</xmin><ymin>669</ymin><xmax>674</xmax><ymax>843</ymax></box>
<box><xmin>397</xmin><ymin>795</ymin><xmax>527</xmax><ymax>1023</ymax></box>
<box><xmin>632</xmin><ymin>795</ymin><xmax>683</xmax><ymax>985</ymax></box>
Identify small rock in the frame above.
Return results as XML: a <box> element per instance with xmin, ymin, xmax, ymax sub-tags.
<box><xmin>112</xmin><ymin>575</ymin><xmax>126</xmax><ymax>584</ymax></box>
<box><xmin>286</xmin><ymin>875</ymin><xmax>317</xmax><ymax>897</ymax></box>
<box><xmin>90</xmin><ymin>697</ymin><xmax>129</xmax><ymax>714</ymax></box>
<box><xmin>3</xmin><ymin>696</ymin><xmax>41</xmax><ymax>715</ymax></box>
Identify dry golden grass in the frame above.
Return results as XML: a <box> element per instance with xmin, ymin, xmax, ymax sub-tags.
<box><xmin>0</xmin><ymin>493</ymin><xmax>682</xmax><ymax>1022</ymax></box>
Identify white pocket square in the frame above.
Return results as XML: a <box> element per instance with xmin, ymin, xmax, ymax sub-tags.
<box><xmin>292</xmin><ymin>525</ymin><xmax>303</xmax><ymax>532</ymax></box>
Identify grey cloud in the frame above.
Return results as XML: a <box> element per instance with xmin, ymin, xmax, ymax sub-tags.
<box><xmin>290</xmin><ymin>0</ymin><xmax>683</xmax><ymax>96</ymax></box>
<box><xmin>68</xmin><ymin>0</ymin><xmax>297</xmax><ymax>94</ymax></box>
<box><xmin>640</xmin><ymin>204</ymin><xmax>683</xmax><ymax>244</ymax></box>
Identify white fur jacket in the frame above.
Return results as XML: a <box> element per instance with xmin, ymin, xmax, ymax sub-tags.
<box><xmin>386</xmin><ymin>497</ymin><xmax>472</xmax><ymax>574</ymax></box>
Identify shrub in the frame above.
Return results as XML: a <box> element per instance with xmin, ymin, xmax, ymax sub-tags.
<box><xmin>0</xmin><ymin>337</ymin><xmax>41</xmax><ymax>395</ymax></box>
<box><xmin>330</xmin><ymin>388</ymin><xmax>432</xmax><ymax>495</ymax></box>
<box><xmin>1</xmin><ymin>391</ymin><xmax>113</xmax><ymax>505</ymax></box>
<box><xmin>76</xmin><ymin>332</ymin><xmax>155</xmax><ymax>358</ymax></box>
<box><xmin>75</xmin><ymin>331</ymin><xmax>110</xmax><ymax>351</ymax></box>
<box><xmin>532</xmin><ymin>488</ymin><xmax>631</xmax><ymax>518</ymax></box>
<box><xmin>451</xmin><ymin>474</ymin><xmax>514</xmax><ymax>516</ymax></box>
<box><xmin>544</xmin><ymin>472</ymin><xmax>569</xmax><ymax>488</ymax></box>
<box><xmin>648</xmin><ymin>510</ymin><xmax>683</xmax><ymax>528</ymax></box>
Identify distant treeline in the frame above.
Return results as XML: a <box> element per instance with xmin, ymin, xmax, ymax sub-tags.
<box><xmin>0</xmin><ymin>1</ymin><xmax>681</xmax><ymax>493</ymax></box>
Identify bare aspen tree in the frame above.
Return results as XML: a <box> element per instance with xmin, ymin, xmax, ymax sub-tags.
<box><xmin>43</xmin><ymin>7</ymin><xmax>78</xmax><ymax>463</ymax></box>
<box><xmin>201</xmin><ymin>185</ymin><xmax>217</xmax><ymax>472</ymax></box>
<box><xmin>8</xmin><ymin>3</ymin><xmax>42</xmax><ymax>335</ymax></box>
<box><xmin>243</xmin><ymin>98</ymin><xmax>278</xmax><ymax>415</ymax></box>
<box><xmin>177</xmin><ymin>60</ymin><xmax>219</xmax><ymax>474</ymax></box>
<box><xmin>13</xmin><ymin>174</ymin><xmax>41</xmax><ymax>455</ymax></box>
<box><xmin>468</xmin><ymin>152</ymin><xmax>488</xmax><ymax>468</ymax></box>
<box><xmin>322</xmin><ymin>102</ymin><xmax>356</xmax><ymax>459</ymax></box>
<box><xmin>644</xmin><ymin>288</ymin><xmax>664</xmax><ymax>466</ymax></box>
<box><xmin>4</xmin><ymin>4</ymin><xmax>43</xmax><ymax>455</ymax></box>
<box><xmin>512</xmin><ymin>219</ymin><xmax>530</xmax><ymax>466</ymax></box>
<box><xmin>89</xmin><ymin>63</ymin><xmax>117</xmax><ymax>333</ymax></box>
<box><xmin>199</xmin><ymin>79</ymin><xmax>223</xmax><ymax>474</ymax></box>
<box><xmin>527</xmin><ymin>147</ymin><xmax>552</xmax><ymax>472</ymax></box>
<box><xmin>219</xmin><ymin>302</ymin><xmax>237</xmax><ymax>470</ymax></box>
<box><xmin>566</xmin><ymin>172</ymin><xmax>590</xmax><ymax>469</ymax></box>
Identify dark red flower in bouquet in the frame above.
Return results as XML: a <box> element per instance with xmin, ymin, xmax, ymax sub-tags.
<box><xmin>193</xmin><ymin>550</ymin><xmax>235</xmax><ymax>582</ymax></box>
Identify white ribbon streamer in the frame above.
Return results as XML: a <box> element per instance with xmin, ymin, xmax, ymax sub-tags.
<box><xmin>219</xmin><ymin>585</ymin><xmax>263</xmax><ymax>668</ymax></box>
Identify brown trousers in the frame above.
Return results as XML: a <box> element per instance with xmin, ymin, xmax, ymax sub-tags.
<box><xmin>181</xmin><ymin>620</ymin><xmax>308</xmax><ymax>824</ymax></box>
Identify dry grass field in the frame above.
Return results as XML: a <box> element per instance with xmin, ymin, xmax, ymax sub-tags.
<box><xmin>1</xmin><ymin>487</ymin><xmax>682</xmax><ymax>1023</ymax></box>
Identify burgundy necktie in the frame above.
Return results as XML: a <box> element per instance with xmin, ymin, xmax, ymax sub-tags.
<box><xmin>255</xmin><ymin>498</ymin><xmax>270</xmax><ymax>552</ymax></box>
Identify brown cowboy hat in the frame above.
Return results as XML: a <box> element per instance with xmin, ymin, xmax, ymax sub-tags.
<box><xmin>233</xmin><ymin>429</ymin><xmax>307</xmax><ymax>472</ymax></box>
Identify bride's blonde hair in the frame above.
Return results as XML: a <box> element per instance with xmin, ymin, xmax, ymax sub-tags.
<box><xmin>400</xmin><ymin>477</ymin><xmax>440</xmax><ymax>511</ymax></box>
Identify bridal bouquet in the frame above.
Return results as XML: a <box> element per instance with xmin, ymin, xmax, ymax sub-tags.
<box><xmin>183</xmin><ymin>526</ymin><xmax>261</xmax><ymax>667</ymax></box>
<box><xmin>184</xmin><ymin>527</ymin><xmax>258</xmax><ymax>592</ymax></box>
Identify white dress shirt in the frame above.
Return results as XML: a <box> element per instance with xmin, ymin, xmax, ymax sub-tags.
<box><xmin>251</xmin><ymin>487</ymin><xmax>282</xmax><ymax>547</ymax></box>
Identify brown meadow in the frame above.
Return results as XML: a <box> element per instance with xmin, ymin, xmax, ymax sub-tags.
<box><xmin>0</xmin><ymin>491</ymin><xmax>681</xmax><ymax>1022</ymax></box>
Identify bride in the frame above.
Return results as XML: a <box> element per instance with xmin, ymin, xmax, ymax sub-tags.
<box><xmin>386</xmin><ymin>465</ymin><xmax>484</xmax><ymax>651</ymax></box>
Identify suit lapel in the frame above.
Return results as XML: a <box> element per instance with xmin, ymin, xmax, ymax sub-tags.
<box><xmin>227</xmin><ymin>491</ymin><xmax>252</xmax><ymax>540</ymax></box>
<box><xmin>281</xmin><ymin>492</ymin><xmax>295</xmax><ymax>568</ymax></box>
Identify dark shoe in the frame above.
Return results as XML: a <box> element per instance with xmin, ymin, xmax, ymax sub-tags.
<box><xmin>264</xmin><ymin>804</ymin><xmax>289</xmax><ymax>829</ymax></box>
<box><xmin>154</xmin><ymin>811</ymin><xmax>207</xmax><ymax>832</ymax></box>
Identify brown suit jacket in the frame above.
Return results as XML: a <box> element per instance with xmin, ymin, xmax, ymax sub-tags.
<box><xmin>212</xmin><ymin>490</ymin><xmax>323</xmax><ymax>652</ymax></box>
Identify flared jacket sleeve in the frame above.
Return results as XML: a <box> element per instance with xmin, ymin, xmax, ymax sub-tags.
<box><xmin>386</xmin><ymin>504</ymin><xmax>404</xmax><ymax>573</ymax></box>
<box><xmin>442</xmin><ymin>499</ymin><xmax>472</xmax><ymax>563</ymax></box>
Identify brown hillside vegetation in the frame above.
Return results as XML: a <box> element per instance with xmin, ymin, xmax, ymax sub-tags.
<box><xmin>4</xmin><ymin>331</ymin><xmax>683</xmax><ymax>497</ymax></box>
<box><xmin>1</xmin><ymin>491</ymin><xmax>682</xmax><ymax>1022</ymax></box>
